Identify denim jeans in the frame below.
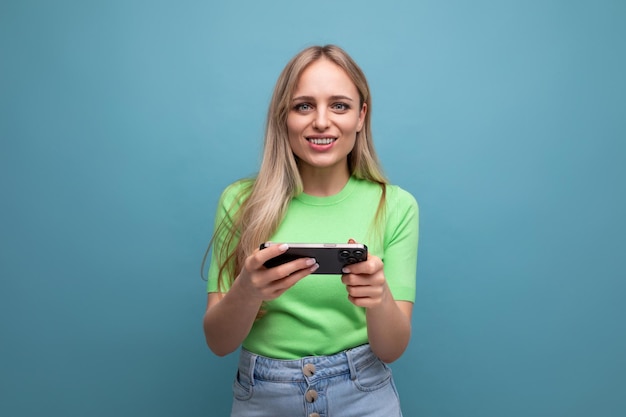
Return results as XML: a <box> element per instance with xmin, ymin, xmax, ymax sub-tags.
<box><xmin>230</xmin><ymin>344</ymin><xmax>403</xmax><ymax>417</ymax></box>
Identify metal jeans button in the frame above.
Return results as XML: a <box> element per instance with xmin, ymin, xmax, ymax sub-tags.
<box><xmin>305</xmin><ymin>389</ymin><xmax>318</xmax><ymax>403</ymax></box>
<box><xmin>303</xmin><ymin>363</ymin><xmax>316</xmax><ymax>377</ymax></box>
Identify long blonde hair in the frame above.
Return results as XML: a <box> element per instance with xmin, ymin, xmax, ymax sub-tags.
<box><xmin>203</xmin><ymin>45</ymin><xmax>388</xmax><ymax>289</ymax></box>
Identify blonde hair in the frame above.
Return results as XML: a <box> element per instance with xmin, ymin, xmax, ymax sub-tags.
<box><xmin>203</xmin><ymin>45</ymin><xmax>388</xmax><ymax>289</ymax></box>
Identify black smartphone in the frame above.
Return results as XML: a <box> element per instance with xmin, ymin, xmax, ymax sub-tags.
<box><xmin>259</xmin><ymin>242</ymin><xmax>368</xmax><ymax>274</ymax></box>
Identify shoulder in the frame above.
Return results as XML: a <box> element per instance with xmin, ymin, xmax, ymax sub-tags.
<box><xmin>385</xmin><ymin>184</ymin><xmax>418</xmax><ymax>209</ymax></box>
<box><xmin>382</xmin><ymin>184</ymin><xmax>419</xmax><ymax>244</ymax></box>
<box><xmin>218</xmin><ymin>178</ymin><xmax>255</xmax><ymax>210</ymax></box>
<box><xmin>350</xmin><ymin>177</ymin><xmax>385</xmax><ymax>196</ymax></box>
<box><xmin>384</xmin><ymin>183</ymin><xmax>419</xmax><ymax>223</ymax></box>
<box><xmin>350</xmin><ymin>178</ymin><xmax>418</xmax><ymax>210</ymax></box>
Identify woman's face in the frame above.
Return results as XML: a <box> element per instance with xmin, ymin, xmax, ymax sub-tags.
<box><xmin>287</xmin><ymin>58</ymin><xmax>366</xmax><ymax>178</ymax></box>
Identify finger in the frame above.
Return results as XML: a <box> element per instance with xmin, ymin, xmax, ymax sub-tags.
<box><xmin>281</xmin><ymin>262</ymin><xmax>319</xmax><ymax>286</ymax></box>
<box><xmin>347</xmin><ymin>295</ymin><xmax>379</xmax><ymax>309</ymax></box>
<box><xmin>248</xmin><ymin>255</ymin><xmax>317</xmax><ymax>298</ymax></box>
<box><xmin>266</xmin><ymin>262</ymin><xmax>319</xmax><ymax>298</ymax></box>
<box><xmin>250</xmin><ymin>243</ymin><xmax>290</xmax><ymax>269</ymax></box>
<box><xmin>342</xmin><ymin>255</ymin><xmax>382</xmax><ymax>275</ymax></box>
<box><xmin>341</xmin><ymin>272</ymin><xmax>371</xmax><ymax>286</ymax></box>
<box><xmin>272</xmin><ymin>257</ymin><xmax>318</xmax><ymax>279</ymax></box>
<box><xmin>346</xmin><ymin>284</ymin><xmax>383</xmax><ymax>299</ymax></box>
<box><xmin>342</xmin><ymin>270</ymin><xmax>386</xmax><ymax>290</ymax></box>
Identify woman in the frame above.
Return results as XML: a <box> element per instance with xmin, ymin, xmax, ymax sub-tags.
<box><xmin>203</xmin><ymin>44</ymin><xmax>419</xmax><ymax>417</ymax></box>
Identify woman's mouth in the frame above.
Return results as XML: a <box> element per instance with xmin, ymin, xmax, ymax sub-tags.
<box><xmin>306</xmin><ymin>137</ymin><xmax>336</xmax><ymax>145</ymax></box>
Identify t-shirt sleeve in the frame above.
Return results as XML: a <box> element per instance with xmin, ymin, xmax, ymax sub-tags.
<box><xmin>206</xmin><ymin>181</ymin><xmax>248</xmax><ymax>293</ymax></box>
<box><xmin>382</xmin><ymin>186</ymin><xmax>419</xmax><ymax>302</ymax></box>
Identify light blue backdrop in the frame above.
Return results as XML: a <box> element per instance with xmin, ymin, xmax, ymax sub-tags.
<box><xmin>1</xmin><ymin>1</ymin><xmax>624</xmax><ymax>416</ymax></box>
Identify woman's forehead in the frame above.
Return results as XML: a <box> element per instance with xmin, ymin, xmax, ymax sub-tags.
<box><xmin>292</xmin><ymin>59</ymin><xmax>358</xmax><ymax>99</ymax></box>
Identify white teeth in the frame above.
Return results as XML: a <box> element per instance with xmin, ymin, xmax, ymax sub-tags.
<box><xmin>308</xmin><ymin>138</ymin><xmax>335</xmax><ymax>145</ymax></box>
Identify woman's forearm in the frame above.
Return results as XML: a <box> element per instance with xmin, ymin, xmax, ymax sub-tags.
<box><xmin>204</xmin><ymin>247</ymin><xmax>319</xmax><ymax>356</ymax></box>
<box><xmin>366</xmin><ymin>283</ymin><xmax>412</xmax><ymax>363</ymax></box>
<box><xmin>203</xmin><ymin>280</ymin><xmax>262</xmax><ymax>357</ymax></box>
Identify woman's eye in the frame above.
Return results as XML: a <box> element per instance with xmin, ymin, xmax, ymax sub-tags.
<box><xmin>294</xmin><ymin>103</ymin><xmax>313</xmax><ymax>112</ymax></box>
<box><xmin>332</xmin><ymin>103</ymin><xmax>350</xmax><ymax>111</ymax></box>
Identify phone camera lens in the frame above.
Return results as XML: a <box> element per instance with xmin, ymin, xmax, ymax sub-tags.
<box><xmin>339</xmin><ymin>250</ymin><xmax>351</xmax><ymax>258</ymax></box>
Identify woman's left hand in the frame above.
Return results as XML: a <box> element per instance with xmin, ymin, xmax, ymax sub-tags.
<box><xmin>342</xmin><ymin>239</ymin><xmax>413</xmax><ymax>362</ymax></box>
<box><xmin>341</xmin><ymin>239</ymin><xmax>390</xmax><ymax>309</ymax></box>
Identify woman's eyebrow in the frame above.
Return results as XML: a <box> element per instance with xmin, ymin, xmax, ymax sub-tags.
<box><xmin>292</xmin><ymin>95</ymin><xmax>355</xmax><ymax>102</ymax></box>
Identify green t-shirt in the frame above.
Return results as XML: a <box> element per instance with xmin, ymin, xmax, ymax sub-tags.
<box><xmin>207</xmin><ymin>176</ymin><xmax>419</xmax><ymax>359</ymax></box>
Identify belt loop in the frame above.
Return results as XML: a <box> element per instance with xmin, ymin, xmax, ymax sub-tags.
<box><xmin>247</xmin><ymin>351</ymin><xmax>257</xmax><ymax>386</ymax></box>
<box><xmin>345</xmin><ymin>348</ymin><xmax>358</xmax><ymax>381</ymax></box>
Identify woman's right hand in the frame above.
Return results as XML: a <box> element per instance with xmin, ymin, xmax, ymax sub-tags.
<box><xmin>203</xmin><ymin>243</ymin><xmax>318</xmax><ymax>356</ymax></box>
<box><xmin>237</xmin><ymin>243</ymin><xmax>319</xmax><ymax>302</ymax></box>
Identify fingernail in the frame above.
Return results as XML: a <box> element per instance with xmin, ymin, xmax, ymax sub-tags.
<box><xmin>305</xmin><ymin>258</ymin><xmax>316</xmax><ymax>266</ymax></box>
<box><xmin>342</xmin><ymin>267</ymin><xmax>350</xmax><ymax>273</ymax></box>
<box><xmin>278</xmin><ymin>243</ymin><xmax>289</xmax><ymax>251</ymax></box>
<box><xmin>311</xmin><ymin>263</ymin><xmax>319</xmax><ymax>272</ymax></box>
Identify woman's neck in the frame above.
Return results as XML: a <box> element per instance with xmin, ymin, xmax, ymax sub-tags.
<box><xmin>299</xmin><ymin>165</ymin><xmax>351</xmax><ymax>197</ymax></box>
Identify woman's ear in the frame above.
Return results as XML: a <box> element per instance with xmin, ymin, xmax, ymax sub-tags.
<box><xmin>357</xmin><ymin>103</ymin><xmax>367</xmax><ymax>132</ymax></box>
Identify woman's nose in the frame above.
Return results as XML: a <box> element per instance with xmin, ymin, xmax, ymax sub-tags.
<box><xmin>312</xmin><ymin>109</ymin><xmax>330</xmax><ymax>130</ymax></box>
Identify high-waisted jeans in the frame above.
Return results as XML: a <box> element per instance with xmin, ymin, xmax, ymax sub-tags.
<box><xmin>230</xmin><ymin>344</ymin><xmax>403</xmax><ymax>417</ymax></box>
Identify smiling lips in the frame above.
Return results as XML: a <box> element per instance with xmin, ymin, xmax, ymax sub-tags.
<box><xmin>306</xmin><ymin>137</ymin><xmax>337</xmax><ymax>146</ymax></box>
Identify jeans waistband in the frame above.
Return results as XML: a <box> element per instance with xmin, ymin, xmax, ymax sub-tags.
<box><xmin>238</xmin><ymin>344</ymin><xmax>378</xmax><ymax>385</ymax></box>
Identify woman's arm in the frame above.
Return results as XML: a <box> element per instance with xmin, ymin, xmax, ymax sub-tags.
<box><xmin>203</xmin><ymin>244</ymin><xmax>319</xmax><ymax>356</ymax></box>
<box><xmin>341</xmin><ymin>255</ymin><xmax>413</xmax><ymax>363</ymax></box>
<box><xmin>366</xmin><ymin>293</ymin><xmax>413</xmax><ymax>363</ymax></box>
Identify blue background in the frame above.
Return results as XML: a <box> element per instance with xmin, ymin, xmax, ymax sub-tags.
<box><xmin>1</xmin><ymin>1</ymin><xmax>624</xmax><ymax>416</ymax></box>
